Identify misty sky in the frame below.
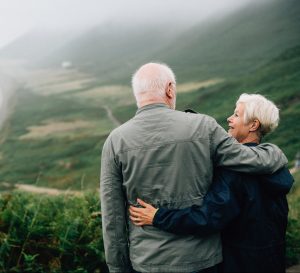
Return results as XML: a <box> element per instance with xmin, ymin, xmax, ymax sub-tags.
<box><xmin>0</xmin><ymin>0</ymin><xmax>257</xmax><ymax>49</ymax></box>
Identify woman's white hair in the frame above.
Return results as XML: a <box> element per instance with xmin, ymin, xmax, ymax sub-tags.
<box><xmin>131</xmin><ymin>62</ymin><xmax>176</xmax><ymax>102</ymax></box>
<box><xmin>237</xmin><ymin>93</ymin><xmax>279</xmax><ymax>137</ymax></box>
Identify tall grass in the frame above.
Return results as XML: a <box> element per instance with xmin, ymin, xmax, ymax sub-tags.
<box><xmin>0</xmin><ymin>191</ymin><xmax>106</xmax><ymax>273</ymax></box>
<box><xmin>0</xmin><ymin>177</ymin><xmax>299</xmax><ymax>271</ymax></box>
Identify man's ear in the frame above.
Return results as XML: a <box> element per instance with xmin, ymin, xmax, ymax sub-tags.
<box><xmin>166</xmin><ymin>82</ymin><xmax>174</xmax><ymax>99</ymax></box>
<box><xmin>249</xmin><ymin>119</ymin><xmax>260</xmax><ymax>132</ymax></box>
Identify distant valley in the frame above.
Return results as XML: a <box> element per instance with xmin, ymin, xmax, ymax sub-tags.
<box><xmin>0</xmin><ymin>0</ymin><xmax>299</xmax><ymax>190</ymax></box>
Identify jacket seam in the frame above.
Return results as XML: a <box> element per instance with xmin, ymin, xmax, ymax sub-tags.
<box><xmin>131</xmin><ymin>251</ymin><xmax>222</xmax><ymax>271</ymax></box>
<box><xmin>117</xmin><ymin>137</ymin><xmax>209</xmax><ymax>154</ymax></box>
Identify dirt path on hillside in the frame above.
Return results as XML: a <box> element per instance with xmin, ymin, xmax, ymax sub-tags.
<box><xmin>15</xmin><ymin>184</ymin><xmax>83</xmax><ymax>196</ymax></box>
<box><xmin>102</xmin><ymin>105</ymin><xmax>121</xmax><ymax>127</ymax></box>
<box><xmin>0</xmin><ymin>182</ymin><xmax>83</xmax><ymax>196</ymax></box>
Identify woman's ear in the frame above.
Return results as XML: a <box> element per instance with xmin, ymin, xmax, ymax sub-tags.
<box><xmin>249</xmin><ymin>119</ymin><xmax>260</xmax><ymax>132</ymax></box>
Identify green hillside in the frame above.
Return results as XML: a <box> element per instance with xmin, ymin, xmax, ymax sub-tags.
<box><xmin>0</xmin><ymin>44</ymin><xmax>298</xmax><ymax>190</ymax></box>
<box><xmin>159</xmin><ymin>0</ymin><xmax>300</xmax><ymax>81</ymax></box>
<box><xmin>0</xmin><ymin>86</ymin><xmax>112</xmax><ymax>189</ymax></box>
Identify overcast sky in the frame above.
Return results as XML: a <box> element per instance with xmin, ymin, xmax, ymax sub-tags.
<box><xmin>0</xmin><ymin>0</ymin><xmax>258</xmax><ymax>49</ymax></box>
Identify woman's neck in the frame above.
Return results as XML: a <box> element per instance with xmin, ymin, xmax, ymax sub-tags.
<box><xmin>240</xmin><ymin>133</ymin><xmax>260</xmax><ymax>144</ymax></box>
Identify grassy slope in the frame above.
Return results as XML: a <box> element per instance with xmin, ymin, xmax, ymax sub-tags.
<box><xmin>0</xmin><ymin>88</ymin><xmax>110</xmax><ymax>189</ymax></box>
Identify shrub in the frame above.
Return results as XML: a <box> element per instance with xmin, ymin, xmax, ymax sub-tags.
<box><xmin>0</xmin><ymin>191</ymin><xmax>107</xmax><ymax>273</ymax></box>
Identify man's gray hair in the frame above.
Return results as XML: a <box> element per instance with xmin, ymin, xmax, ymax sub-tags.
<box><xmin>237</xmin><ymin>93</ymin><xmax>279</xmax><ymax>136</ymax></box>
<box><xmin>131</xmin><ymin>62</ymin><xmax>176</xmax><ymax>101</ymax></box>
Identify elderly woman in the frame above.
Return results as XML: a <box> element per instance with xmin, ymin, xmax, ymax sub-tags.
<box><xmin>129</xmin><ymin>93</ymin><xmax>294</xmax><ymax>273</ymax></box>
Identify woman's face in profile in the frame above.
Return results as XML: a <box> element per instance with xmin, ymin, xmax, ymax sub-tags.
<box><xmin>227</xmin><ymin>103</ymin><xmax>252</xmax><ymax>143</ymax></box>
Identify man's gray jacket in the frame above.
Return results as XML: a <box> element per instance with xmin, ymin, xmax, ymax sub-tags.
<box><xmin>100</xmin><ymin>103</ymin><xmax>287</xmax><ymax>273</ymax></box>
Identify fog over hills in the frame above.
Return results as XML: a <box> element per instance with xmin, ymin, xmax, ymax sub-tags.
<box><xmin>158</xmin><ymin>0</ymin><xmax>300</xmax><ymax>80</ymax></box>
<box><xmin>1</xmin><ymin>0</ymin><xmax>299</xmax><ymax>84</ymax></box>
<box><xmin>0</xmin><ymin>0</ymin><xmax>300</xmax><ymax>83</ymax></box>
<box><xmin>0</xmin><ymin>29</ymin><xmax>81</xmax><ymax>63</ymax></box>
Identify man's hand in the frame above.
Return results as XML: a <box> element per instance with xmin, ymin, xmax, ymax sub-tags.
<box><xmin>129</xmin><ymin>199</ymin><xmax>158</xmax><ymax>226</ymax></box>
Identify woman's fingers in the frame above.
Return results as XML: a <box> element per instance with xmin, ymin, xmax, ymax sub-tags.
<box><xmin>129</xmin><ymin>201</ymin><xmax>157</xmax><ymax>226</ymax></box>
<box><xmin>129</xmin><ymin>215</ymin><xmax>144</xmax><ymax>226</ymax></box>
<box><xmin>129</xmin><ymin>208</ymin><xmax>143</xmax><ymax>218</ymax></box>
<box><xmin>137</xmin><ymin>198</ymin><xmax>149</xmax><ymax>207</ymax></box>
<box><xmin>129</xmin><ymin>215</ymin><xmax>140</xmax><ymax>222</ymax></box>
<box><xmin>129</xmin><ymin>205</ymin><xmax>143</xmax><ymax>213</ymax></box>
<box><xmin>129</xmin><ymin>206</ymin><xmax>150</xmax><ymax>225</ymax></box>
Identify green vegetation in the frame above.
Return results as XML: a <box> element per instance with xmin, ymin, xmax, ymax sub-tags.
<box><xmin>0</xmin><ymin>172</ymin><xmax>299</xmax><ymax>271</ymax></box>
<box><xmin>0</xmin><ymin>191</ymin><xmax>106</xmax><ymax>272</ymax></box>
<box><xmin>287</xmin><ymin>170</ymin><xmax>300</xmax><ymax>266</ymax></box>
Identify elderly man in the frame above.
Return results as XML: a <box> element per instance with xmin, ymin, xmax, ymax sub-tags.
<box><xmin>100</xmin><ymin>63</ymin><xmax>287</xmax><ymax>273</ymax></box>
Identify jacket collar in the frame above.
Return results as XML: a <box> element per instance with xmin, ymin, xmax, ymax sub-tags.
<box><xmin>244</xmin><ymin>142</ymin><xmax>258</xmax><ymax>147</ymax></box>
<box><xmin>136</xmin><ymin>103</ymin><xmax>169</xmax><ymax>115</ymax></box>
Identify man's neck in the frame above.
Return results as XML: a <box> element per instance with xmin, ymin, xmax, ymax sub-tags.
<box><xmin>138</xmin><ymin>98</ymin><xmax>170</xmax><ymax>109</ymax></box>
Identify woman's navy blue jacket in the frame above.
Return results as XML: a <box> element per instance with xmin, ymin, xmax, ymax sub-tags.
<box><xmin>153</xmin><ymin>143</ymin><xmax>294</xmax><ymax>273</ymax></box>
